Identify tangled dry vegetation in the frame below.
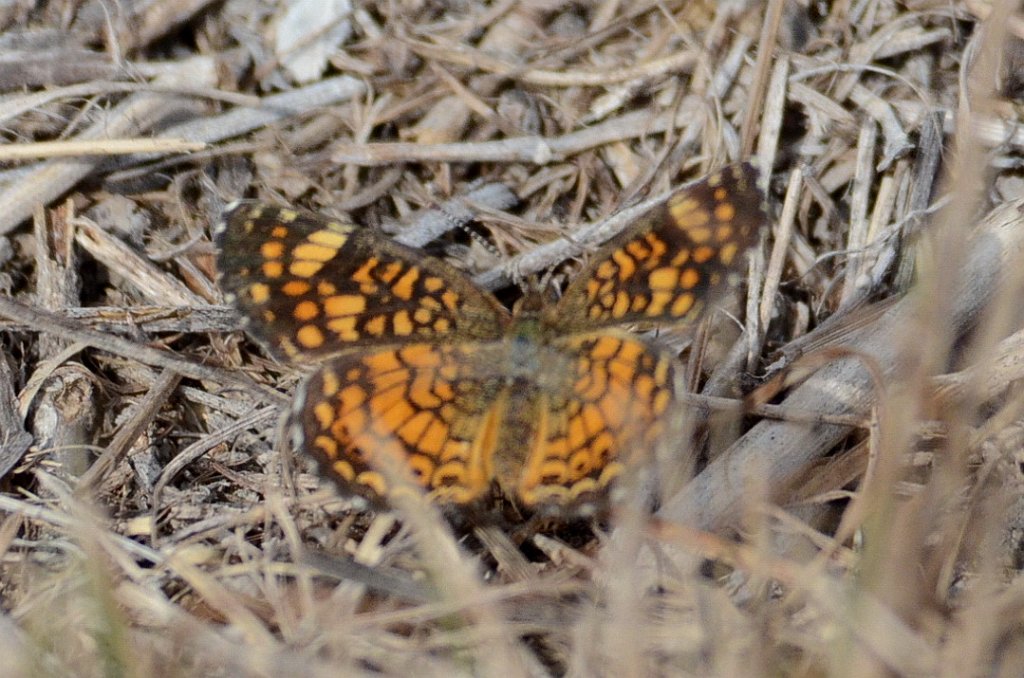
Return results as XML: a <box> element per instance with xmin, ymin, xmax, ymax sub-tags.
<box><xmin>3</xmin><ymin>0</ymin><xmax>1024</xmax><ymax>676</ymax></box>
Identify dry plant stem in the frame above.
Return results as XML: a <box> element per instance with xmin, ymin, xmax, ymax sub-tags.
<box><xmin>681</xmin><ymin>391</ymin><xmax>865</xmax><ymax>428</ymax></box>
<box><xmin>964</xmin><ymin>0</ymin><xmax>1024</xmax><ymax>41</ymax></box>
<box><xmin>932</xmin><ymin>327</ymin><xmax>1024</xmax><ymax>406</ymax></box>
<box><xmin>104</xmin><ymin>75</ymin><xmax>366</xmax><ymax>174</ymax></box>
<box><xmin>300</xmin><ymin>549</ymin><xmax>434</xmax><ymax>604</ymax></box>
<box><xmin>840</xmin><ymin>118</ymin><xmax>878</xmax><ymax>307</ymax></box>
<box><xmin>0</xmin><ymin>52</ymin><xmax>129</xmax><ymax>90</ymax></box>
<box><xmin>131</xmin><ymin>574</ymin><xmax>354</xmax><ymax>678</ymax></box>
<box><xmin>153</xmin><ymin>489</ymin><xmax>327</xmax><ymax>549</ymax></box>
<box><xmin>152</xmin><ymin>76</ymin><xmax>365</xmax><ymax>152</ymax></box>
<box><xmin>848</xmin><ymin>84</ymin><xmax>912</xmax><ymax>169</ymax></box>
<box><xmin>333</xmin><ymin>97</ymin><xmax>707</xmax><ymax>167</ymax></box>
<box><xmin>75</xmin><ymin>369</ymin><xmax>182</xmax><ymax>496</ymax></box>
<box><xmin>654</xmin><ymin>198</ymin><xmax>1024</xmax><ymax>534</ymax></box>
<box><xmin>74</xmin><ymin>218</ymin><xmax>204</xmax><ymax>306</ymax></box>
<box><xmin>0</xmin><ymin>305</ymin><xmax>239</xmax><ymax>334</ymax></box>
<box><xmin>0</xmin><ymin>138</ymin><xmax>207</xmax><ymax>161</ymax></box>
<box><xmin>29</xmin><ymin>202</ymin><xmax>100</xmax><ymax>478</ymax></box>
<box><xmin>472</xmin><ymin>526</ymin><xmax>536</xmax><ymax>583</ymax></box>
<box><xmin>883</xmin><ymin>2</ymin><xmax>1020</xmax><ymax>618</ymax></box>
<box><xmin>740</xmin><ymin>0</ymin><xmax>785</xmax><ymax>156</ymax></box>
<box><xmin>863</xmin><ymin>171</ymin><xmax>898</xmax><ymax>283</ymax></box>
<box><xmin>0</xmin><ymin>351</ymin><xmax>32</xmax><ymax>480</ymax></box>
<box><xmin>17</xmin><ymin>342</ymin><xmax>89</xmax><ymax>417</ymax></box>
<box><xmin>0</xmin><ymin>57</ymin><xmax>216</xmax><ymax>236</ymax></box>
<box><xmin>756</xmin><ymin>166</ymin><xmax>802</xmax><ymax>358</ymax></box>
<box><xmin>390</xmin><ymin>182</ymin><xmax>519</xmax><ymax>248</ymax></box>
<box><xmin>404</xmin><ymin>36</ymin><xmax>698</xmax><ymax>87</ymax></box>
<box><xmin>113</xmin><ymin>581</ymin><xmax>308</xmax><ymax>677</ymax></box>
<box><xmin>827</xmin><ymin>410</ymin><xmax>883</xmax><ymax>553</ymax></box>
<box><xmin>0</xmin><ymin>477</ymin><xmax>163</xmax><ymax>565</ymax></box>
<box><xmin>755</xmin><ymin>54</ymin><xmax>789</xmax><ymax>181</ymax></box>
<box><xmin>895</xmin><ymin>99</ymin><xmax>1024</xmax><ymax>151</ymax></box>
<box><xmin>348</xmin><ymin>31</ymin><xmax>750</xmax><ymax>171</ymax></box>
<box><xmin>163</xmin><ymin>550</ymin><xmax>278</xmax><ymax>647</ymax></box>
<box><xmin>895</xmin><ymin>112</ymin><xmax>944</xmax><ymax>291</ymax></box>
<box><xmin>386</xmin><ymin>496</ymin><xmax>529</xmax><ymax>676</ymax></box>
<box><xmin>34</xmin><ymin>201</ymin><xmax>81</xmax><ymax>353</ymax></box>
<box><xmin>832</xmin><ymin>17</ymin><xmax>922</xmax><ymax>101</ymax></box>
<box><xmin>0</xmin><ymin>296</ymin><xmax>285</xmax><ymax>405</ymax></box>
<box><xmin>408</xmin><ymin>4</ymin><xmax>553</xmax><ymax>144</ymax></box>
<box><xmin>781</xmin><ymin>440</ymin><xmax>869</xmax><ymax>507</ymax></box>
<box><xmin>0</xmin><ymin>74</ymin><xmax>361</xmax><ymax>234</ymax></box>
<box><xmin>0</xmin><ymin>81</ymin><xmax>256</xmax><ymax>126</ymax></box>
<box><xmin>343</xmin><ymin>576</ymin><xmax>584</xmax><ymax>631</ymax></box>
<box><xmin>0</xmin><ymin>612</ymin><xmax>28</xmax><ymax>668</ymax></box>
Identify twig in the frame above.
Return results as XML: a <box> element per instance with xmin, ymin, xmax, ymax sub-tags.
<box><xmin>0</xmin><ymin>138</ymin><xmax>207</xmax><ymax>160</ymax></box>
<box><xmin>0</xmin><ymin>296</ymin><xmax>284</xmax><ymax>404</ymax></box>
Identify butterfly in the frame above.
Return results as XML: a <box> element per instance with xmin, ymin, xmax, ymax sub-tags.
<box><xmin>215</xmin><ymin>163</ymin><xmax>766</xmax><ymax>521</ymax></box>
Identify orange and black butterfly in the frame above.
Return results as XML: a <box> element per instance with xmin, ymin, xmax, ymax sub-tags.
<box><xmin>215</xmin><ymin>163</ymin><xmax>767</xmax><ymax>520</ymax></box>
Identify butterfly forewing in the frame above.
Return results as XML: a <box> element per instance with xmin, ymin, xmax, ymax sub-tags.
<box><xmin>215</xmin><ymin>201</ymin><xmax>509</xmax><ymax>361</ymax></box>
<box><xmin>555</xmin><ymin>162</ymin><xmax>766</xmax><ymax>331</ymax></box>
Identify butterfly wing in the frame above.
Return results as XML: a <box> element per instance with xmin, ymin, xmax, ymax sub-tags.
<box><xmin>555</xmin><ymin>163</ymin><xmax>766</xmax><ymax>330</ymax></box>
<box><xmin>516</xmin><ymin>333</ymin><xmax>676</xmax><ymax>517</ymax></box>
<box><xmin>291</xmin><ymin>342</ymin><xmax>507</xmax><ymax>510</ymax></box>
<box><xmin>215</xmin><ymin>201</ymin><xmax>509</xmax><ymax>361</ymax></box>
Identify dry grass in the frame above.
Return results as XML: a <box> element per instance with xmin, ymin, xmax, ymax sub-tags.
<box><xmin>3</xmin><ymin>0</ymin><xmax>1024</xmax><ymax>676</ymax></box>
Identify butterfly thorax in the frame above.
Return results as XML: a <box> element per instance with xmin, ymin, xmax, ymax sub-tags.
<box><xmin>507</xmin><ymin>291</ymin><xmax>567</xmax><ymax>343</ymax></box>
